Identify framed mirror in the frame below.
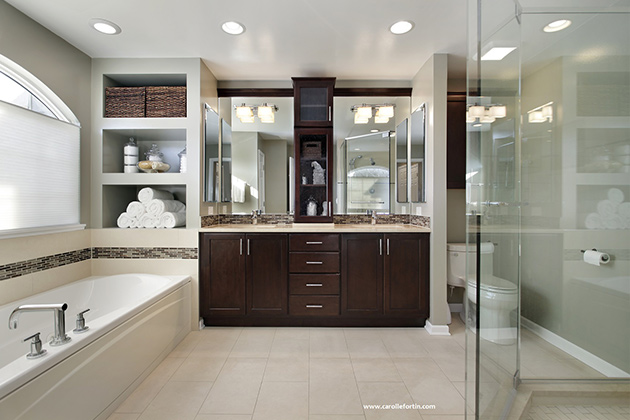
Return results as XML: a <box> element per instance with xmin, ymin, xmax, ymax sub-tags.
<box><xmin>410</xmin><ymin>103</ymin><xmax>426</xmax><ymax>202</ymax></box>
<box><xmin>396</xmin><ymin>118</ymin><xmax>408</xmax><ymax>203</ymax></box>
<box><xmin>203</xmin><ymin>104</ymin><xmax>220</xmax><ymax>202</ymax></box>
<box><xmin>221</xmin><ymin>119</ymin><xmax>232</xmax><ymax>202</ymax></box>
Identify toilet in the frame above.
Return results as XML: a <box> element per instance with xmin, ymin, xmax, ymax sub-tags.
<box><xmin>447</xmin><ymin>242</ymin><xmax>518</xmax><ymax>345</ymax></box>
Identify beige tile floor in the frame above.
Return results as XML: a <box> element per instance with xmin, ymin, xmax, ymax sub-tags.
<box><xmin>107</xmin><ymin>314</ymin><xmax>610</xmax><ymax>420</ymax></box>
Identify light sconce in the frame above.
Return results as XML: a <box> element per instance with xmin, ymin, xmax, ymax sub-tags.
<box><xmin>466</xmin><ymin>104</ymin><xmax>506</xmax><ymax>125</ymax></box>
<box><xmin>351</xmin><ymin>104</ymin><xmax>396</xmax><ymax>124</ymax></box>
<box><xmin>527</xmin><ymin>102</ymin><xmax>553</xmax><ymax>123</ymax></box>
<box><xmin>234</xmin><ymin>103</ymin><xmax>278</xmax><ymax>123</ymax></box>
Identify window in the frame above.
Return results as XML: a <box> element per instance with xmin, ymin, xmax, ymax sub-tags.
<box><xmin>0</xmin><ymin>54</ymin><xmax>82</xmax><ymax>238</ymax></box>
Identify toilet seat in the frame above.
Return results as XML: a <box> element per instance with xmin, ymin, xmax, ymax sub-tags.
<box><xmin>468</xmin><ymin>276</ymin><xmax>517</xmax><ymax>294</ymax></box>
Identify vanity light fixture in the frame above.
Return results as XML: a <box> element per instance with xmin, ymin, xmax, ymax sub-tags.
<box><xmin>234</xmin><ymin>103</ymin><xmax>278</xmax><ymax>123</ymax></box>
<box><xmin>390</xmin><ymin>20</ymin><xmax>414</xmax><ymax>35</ymax></box>
<box><xmin>89</xmin><ymin>18</ymin><xmax>122</xmax><ymax>35</ymax></box>
<box><xmin>351</xmin><ymin>104</ymin><xmax>396</xmax><ymax>124</ymax></box>
<box><xmin>544</xmin><ymin>19</ymin><xmax>571</xmax><ymax>33</ymax></box>
<box><xmin>480</xmin><ymin>47</ymin><xmax>516</xmax><ymax>61</ymax></box>
<box><xmin>466</xmin><ymin>104</ymin><xmax>507</xmax><ymax>125</ymax></box>
<box><xmin>527</xmin><ymin>102</ymin><xmax>553</xmax><ymax>123</ymax></box>
<box><xmin>222</xmin><ymin>21</ymin><xmax>245</xmax><ymax>35</ymax></box>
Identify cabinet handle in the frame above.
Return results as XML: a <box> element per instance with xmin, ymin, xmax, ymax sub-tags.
<box><xmin>329</xmin><ymin>201</ymin><xmax>332</xmax><ymax>216</ymax></box>
<box><xmin>306</xmin><ymin>283</ymin><xmax>323</xmax><ymax>287</ymax></box>
<box><xmin>306</xmin><ymin>241</ymin><xmax>323</xmax><ymax>245</ymax></box>
<box><xmin>247</xmin><ymin>239</ymin><xmax>250</xmax><ymax>256</ymax></box>
<box><xmin>328</xmin><ymin>106</ymin><xmax>332</xmax><ymax>121</ymax></box>
<box><xmin>240</xmin><ymin>239</ymin><xmax>243</xmax><ymax>256</ymax></box>
<box><xmin>387</xmin><ymin>238</ymin><xmax>390</xmax><ymax>256</ymax></box>
<box><xmin>379</xmin><ymin>239</ymin><xmax>383</xmax><ymax>256</ymax></box>
<box><xmin>306</xmin><ymin>261</ymin><xmax>323</xmax><ymax>265</ymax></box>
<box><xmin>306</xmin><ymin>304</ymin><xmax>323</xmax><ymax>308</ymax></box>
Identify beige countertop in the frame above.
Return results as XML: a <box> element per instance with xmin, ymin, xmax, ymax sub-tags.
<box><xmin>200</xmin><ymin>223</ymin><xmax>431</xmax><ymax>233</ymax></box>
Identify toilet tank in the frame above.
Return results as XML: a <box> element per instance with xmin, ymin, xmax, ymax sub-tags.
<box><xmin>447</xmin><ymin>242</ymin><xmax>494</xmax><ymax>288</ymax></box>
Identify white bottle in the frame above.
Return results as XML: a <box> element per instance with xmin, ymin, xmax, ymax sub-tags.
<box><xmin>123</xmin><ymin>137</ymin><xmax>139</xmax><ymax>173</ymax></box>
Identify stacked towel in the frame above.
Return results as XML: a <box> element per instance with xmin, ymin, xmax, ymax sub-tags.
<box><xmin>116</xmin><ymin>188</ymin><xmax>186</xmax><ymax>229</ymax></box>
<box><xmin>585</xmin><ymin>188</ymin><xmax>629</xmax><ymax>230</ymax></box>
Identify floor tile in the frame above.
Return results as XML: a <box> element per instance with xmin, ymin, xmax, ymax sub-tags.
<box><xmin>106</xmin><ymin>414</ymin><xmax>141</xmax><ymax>420</ymax></box>
<box><xmin>229</xmin><ymin>328</ymin><xmax>276</xmax><ymax>358</ymax></box>
<box><xmin>310</xmin><ymin>328</ymin><xmax>349</xmax><ymax>358</ymax></box>
<box><xmin>138</xmin><ymin>381</ymin><xmax>213</xmax><ymax>420</ymax></box>
<box><xmin>358</xmin><ymin>382</ymin><xmax>422</xmax><ymax>419</ymax></box>
<box><xmin>268</xmin><ymin>337</ymin><xmax>309</xmax><ymax>359</ymax></box>
<box><xmin>263</xmin><ymin>357</ymin><xmax>309</xmax><ymax>382</ymax></box>
<box><xmin>310</xmin><ymin>358</ymin><xmax>364</xmax><ymax>415</ymax></box>
<box><xmin>346</xmin><ymin>338</ymin><xmax>391</xmax><ymax>359</ymax></box>
<box><xmin>252</xmin><ymin>381</ymin><xmax>308</xmax><ymax>420</ymax></box>
<box><xmin>170</xmin><ymin>357</ymin><xmax>227</xmax><ymax>382</ymax></box>
<box><xmin>273</xmin><ymin>327</ymin><xmax>310</xmax><ymax>340</ymax></box>
<box><xmin>309</xmin><ymin>416</ymin><xmax>366</xmax><ymax>420</ymax></box>
<box><xmin>352</xmin><ymin>358</ymin><xmax>403</xmax><ymax>382</ymax></box>
<box><xmin>195</xmin><ymin>416</ymin><xmax>252</xmax><ymax>420</ymax></box>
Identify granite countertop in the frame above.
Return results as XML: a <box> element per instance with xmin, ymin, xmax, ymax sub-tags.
<box><xmin>199</xmin><ymin>223</ymin><xmax>431</xmax><ymax>233</ymax></box>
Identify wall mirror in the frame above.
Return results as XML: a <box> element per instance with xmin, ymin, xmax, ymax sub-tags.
<box><xmin>396</xmin><ymin>119</ymin><xmax>408</xmax><ymax>203</ymax></box>
<box><xmin>410</xmin><ymin>103</ymin><xmax>426</xmax><ymax>203</ymax></box>
<box><xmin>203</xmin><ymin>104</ymin><xmax>220</xmax><ymax>202</ymax></box>
<box><xmin>208</xmin><ymin>95</ymin><xmax>411</xmax><ymax>214</ymax></box>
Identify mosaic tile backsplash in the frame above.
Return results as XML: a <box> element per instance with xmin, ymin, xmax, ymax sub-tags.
<box><xmin>201</xmin><ymin>214</ymin><xmax>430</xmax><ymax>228</ymax></box>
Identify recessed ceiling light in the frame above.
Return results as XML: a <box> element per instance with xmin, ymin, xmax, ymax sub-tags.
<box><xmin>222</xmin><ymin>21</ymin><xmax>245</xmax><ymax>35</ymax></box>
<box><xmin>390</xmin><ymin>20</ymin><xmax>414</xmax><ymax>35</ymax></box>
<box><xmin>480</xmin><ymin>47</ymin><xmax>516</xmax><ymax>61</ymax></box>
<box><xmin>370</xmin><ymin>129</ymin><xmax>379</xmax><ymax>133</ymax></box>
<box><xmin>543</xmin><ymin>19</ymin><xmax>572</xmax><ymax>33</ymax></box>
<box><xmin>89</xmin><ymin>18</ymin><xmax>122</xmax><ymax>35</ymax></box>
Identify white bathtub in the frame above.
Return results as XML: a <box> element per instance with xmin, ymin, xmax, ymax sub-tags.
<box><xmin>0</xmin><ymin>273</ymin><xmax>191</xmax><ymax>420</ymax></box>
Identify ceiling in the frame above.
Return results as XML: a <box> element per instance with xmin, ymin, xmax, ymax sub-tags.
<box><xmin>4</xmin><ymin>0</ymin><xmax>468</xmax><ymax>81</ymax></box>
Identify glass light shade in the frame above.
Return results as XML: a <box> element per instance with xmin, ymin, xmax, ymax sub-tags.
<box><xmin>257</xmin><ymin>105</ymin><xmax>273</xmax><ymax>117</ymax></box>
<box><xmin>260</xmin><ymin>114</ymin><xmax>274</xmax><ymax>123</ymax></box>
<box><xmin>480</xmin><ymin>115</ymin><xmax>495</xmax><ymax>124</ymax></box>
<box><xmin>239</xmin><ymin>115</ymin><xmax>255</xmax><ymax>123</ymax></box>
<box><xmin>356</xmin><ymin>106</ymin><xmax>372</xmax><ymax>118</ymax></box>
<box><xmin>236</xmin><ymin>105</ymin><xmax>253</xmax><ymax>118</ymax></box>
<box><xmin>466</xmin><ymin>112</ymin><xmax>476</xmax><ymax>123</ymax></box>
<box><xmin>528</xmin><ymin>111</ymin><xmax>545</xmax><ymax>123</ymax></box>
<box><xmin>376</xmin><ymin>105</ymin><xmax>394</xmax><ymax>118</ymax></box>
<box><xmin>489</xmin><ymin>105</ymin><xmax>506</xmax><ymax>118</ymax></box>
<box><xmin>374</xmin><ymin>115</ymin><xmax>389</xmax><ymax>124</ymax></box>
<box><xmin>469</xmin><ymin>105</ymin><xmax>485</xmax><ymax>118</ymax></box>
<box><xmin>542</xmin><ymin>105</ymin><xmax>553</xmax><ymax>120</ymax></box>
<box><xmin>354</xmin><ymin>113</ymin><xmax>369</xmax><ymax>124</ymax></box>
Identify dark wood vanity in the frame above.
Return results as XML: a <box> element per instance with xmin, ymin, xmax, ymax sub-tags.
<box><xmin>199</xmin><ymin>230</ymin><xmax>429</xmax><ymax>327</ymax></box>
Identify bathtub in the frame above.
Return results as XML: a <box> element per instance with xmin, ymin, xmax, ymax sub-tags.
<box><xmin>0</xmin><ymin>273</ymin><xmax>191</xmax><ymax>420</ymax></box>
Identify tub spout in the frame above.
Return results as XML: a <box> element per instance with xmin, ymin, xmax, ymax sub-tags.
<box><xmin>9</xmin><ymin>303</ymin><xmax>72</xmax><ymax>346</ymax></box>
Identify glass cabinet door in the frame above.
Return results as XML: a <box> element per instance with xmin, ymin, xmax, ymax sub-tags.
<box><xmin>294</xmin><ymin>128</ymin><xmax>333</xmax><ymax>222</ymax></box>
<box><xmin>292</xmin><ymin>78</ymin><xmax>335</xmax><ymax>127</ymax></box>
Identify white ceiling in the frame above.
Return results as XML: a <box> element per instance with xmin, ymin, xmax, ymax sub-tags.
<box><xmin>5</xmin><ymin>0</ymin><xmax>468</xmax><ymax>81</ymax></box>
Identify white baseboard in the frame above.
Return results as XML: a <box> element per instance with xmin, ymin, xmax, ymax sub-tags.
<box><xmin>425</xmin><ymin>320</ymin><xmax>451</xmax><ymax>336</ymax></box>
<box><xmin>521</xmin><ymin>316</ymin><xmax>629</xmax><ymax>378</ymax></box>
<box><xmin>449</xmin><ymin>303</ymin><xmax>463</xmax><ymax>313</ymax></box>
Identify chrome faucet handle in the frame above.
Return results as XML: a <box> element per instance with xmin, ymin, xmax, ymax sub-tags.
<box><xmin>73</xmin><ymin>309</ymin><xmax>90</xmax><ymax>334</ymax></box>
<box><xmin>24</xmin><ymin>332</ymin><xmax>47</xmax><ymax>359</ymax></box>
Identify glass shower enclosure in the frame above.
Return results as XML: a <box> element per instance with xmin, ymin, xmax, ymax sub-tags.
<box><xmin>466</xmin><ymin>1</ymin><xmax>630</xmax><ymax>418</ymax></box>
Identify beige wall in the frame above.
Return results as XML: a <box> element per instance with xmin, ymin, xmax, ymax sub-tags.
<box><xmin>411</xmin><ymin>54</ymin><xmax>450</xmax><ymax>327</ymax></box>
<box><xmin>0</xmin><ymin>1</ymin><xmax>92</xmax><ymax>227</ymax></box>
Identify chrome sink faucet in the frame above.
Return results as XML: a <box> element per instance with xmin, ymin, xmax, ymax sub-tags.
<box><xmin>9</xmin><ymin>303</ymin><xmax>72</xmax><ymax>346</ymax></box>
<box><xmin>371</xmin><ymin>210</ymin><xmax>377</xmax><ymax>225</ymax></box>
<box><xmin>251</xmin><ymin>209</ymin><xmax>261</xmax><ymax>225</ymax></box>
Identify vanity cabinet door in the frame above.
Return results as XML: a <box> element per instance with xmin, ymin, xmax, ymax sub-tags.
<box><xmin>246</xmin><ymin>234</ymin><xmax>288</xmax><ymax>316</ymax></box>
<box><xmin>384</xmin><ymin>233</ymin><xmax>430</xmax><ymax>316</ymax></box>
<box><xmin>292</xmin><ymin>77</ymin><xmax>335</xmax><ymax>127</ymax></box>
<box><xmin>199</xmin><ymin>233</ymin><xmax>246</xmax><ymax>317</ymax></box>
<box><xmin>341</xmin><ymin>234</ymin><xmax>383</xmax><ymax>316</ymax></box>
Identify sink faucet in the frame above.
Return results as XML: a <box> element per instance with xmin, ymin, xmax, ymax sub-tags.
<box><xmin>371</xmin><ymin>210</ymin><xmax>377</xmax><ymax>225</ymax></box>
<box><xmin>251</xmin><ymin>209</ymin><xmax>261</xmax><ymax>225</ymax></box>
<box><xmin>9</xmin><ymin>303</ymin><xmax>72</xmax><ymax>346</ymax></box>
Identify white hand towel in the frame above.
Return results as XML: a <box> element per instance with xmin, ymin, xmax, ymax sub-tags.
<box><xmin>158</xmin><ymin>211</ymin><xmax>186</xmax><ymax>228</ymax></box>
<box><xmin>146</xmin><ymin>199</ymin><xmax>186</xmax><ymax>217</ymax></box>
<box><xmin>603</xmin><ymin>214</ymin><xmax>624</xmax><ymax>230</ymax></box>
<box><xmin>618</xmin><ymin>202</ymin><xmax>630</xmax><ymax>219</ymax></box>
<box><xmin>139</xmin><ymin>214</ymin><xmax>159</xmax><ymax>228</ymax></box>
<box><xmin>607</xmin><ymin>188</ymin><xmax>625</xmax><ymax>204</ymax></box>
<box><xmin>117</xmin><ymin>212</ymin><xmax>135</xmax><ymax>228</ymax></box>
<box><xmin>126</xmin><ymin>201</ymin><xmax>146</xmax><ymax>219</ymax></box>
<box><xmin>138</xmin><ymin>187</ymin><xmax>174</xmax><ymax>203</ymax></box>
<box><xmin>584</xmin><ymin>213</ymin><xmax>602</xmax><ymax>230</ymax></box>
<box><xmin>232</xmin><ymin>178</ymin><xmax>246</xmax><ymax>203</ymax></box>
<box><xmin>597</xmin><ymin>199</ymin><xmax>617</xmax><ymax>219</ymax></box>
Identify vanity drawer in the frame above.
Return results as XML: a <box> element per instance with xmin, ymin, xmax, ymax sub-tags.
<box><xmin>289</xmin><ymin>252</ymin><xmax>339</xmax><ymax>273</ymax></box>
<box><xmin>289</xmin><ymin>234</ymin><xmax>340</xmax><ymax>252</ymax></box>
<box><xmin>290</xmin><ymin>274</ymin><xmax>340</xmax><ymax>295</ymax></box>
<box><xmin>289</xmin><ymin>295</ymin><xmax>339</xmax><ymax>316</ymax></box>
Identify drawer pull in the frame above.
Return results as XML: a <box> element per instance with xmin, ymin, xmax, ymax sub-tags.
<box><xmin>306</xmin><ymin>283</ymin><xmax>323</xmax><ymax>287</ymax></box>
<box><xmin>306</xmin><ymin>241</ymin><xmax>323</xmax><ymax>245</ymax></box>
<box><xmin>306</xmin><ymin>304</ymin><xmax>323</xmax><ymax>308</ymax></box>
<box><xmin>306</xmin><ymin>261</ymin><xmax>323</xmax><ymax>265</ymax></box>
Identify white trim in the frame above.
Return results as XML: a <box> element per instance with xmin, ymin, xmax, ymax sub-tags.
<box><xmin>425</xmin><ymin>320</ymin><xmax>451</xmax><ymax>336</ymax></box>
<box><xmin>521</xmin><ymin>316</ymin><xmax>630</xmax><ymax>378</ymax></box>
<box><xmin>449</xmin><ymin>303</ymin><xmax>464</xmax><ymax>313</ymax></box>
<box><xmin>0</xmin><ymin>224</ymin><xmax>86</xmax><ymax>240</ymax></box>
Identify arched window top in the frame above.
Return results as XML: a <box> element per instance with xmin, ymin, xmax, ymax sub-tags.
<box><xmin>0</xmin><ymin>54</ymin><xmax>80</xmax><ymax>126</ymax></box>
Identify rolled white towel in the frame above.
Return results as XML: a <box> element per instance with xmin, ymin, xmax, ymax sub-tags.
<box><xmin>603</xmin><ymin>214</ymin><xmax>624</xmax><ymax>230</ymax></box>
<box><xmin>607</xmin><ymin>188</ymin><xmax>625</xmax><ymax>204</ymax></box>
<box><xmin>126</xmin><ymin>201</ymin><xmax>146</xmax><ymax>219</ymax></box>
<box><xmin>138</xmin><ymin>187</ymin><xmax>174</xmax><ymax>203</ymax></box>
<box><xmin>584</xmin><ymin>213</ymin><xmax>602</xmax><ymax>230</ymax></box>
<box><xmin>158</xmin><ymin>211</ymin><xmax>186</xmax><ymax>229</ymax></box>
<box><xmin>597</xmin><ymin>199</ymin><xmax>617</xmax><ymax>219</ymax></box>
<box><xmin>139</xmin><ymin>214</ymin><xmax>159</xmax><ymax>229</ymax></box>
<box><xmin>618</xmin><ymin>202</ymin><xmax>630</xmax><ymax>219</ymax></box>
<box><xmin>117</xmin><ymin>212</ymin><xmax>135</xmax><ymax>228</ymax></box>
<box><xmin>146</xmin><ymin>199</ymin><xmax>186</xmax><ymax>217</ymax></box>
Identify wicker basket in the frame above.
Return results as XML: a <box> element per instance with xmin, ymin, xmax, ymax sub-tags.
<box><xmin>105</xmin><ymin>87</ymin><xmax>146</xmax><ymax>118</ymax></box>
<box><xmin>145</xmin><ymin>86</ymin><xmax>187</xmax><ymax>118</ymax></box>
<box><xmin>302</xmin><ymin>141</ymin><xmax>322</xmax><ymax>159</ymax></box>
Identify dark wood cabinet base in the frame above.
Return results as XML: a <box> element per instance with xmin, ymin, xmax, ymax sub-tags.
<box><xmin>202</xmin><ymin>315</ymin><xmax>427</xmax><ymax>328</ymax></box>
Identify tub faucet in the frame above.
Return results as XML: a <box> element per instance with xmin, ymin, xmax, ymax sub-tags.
<box><xmin>9</xmin><ymin>303</ymin><xmax>72</xmax><ymax>346</ymax></box>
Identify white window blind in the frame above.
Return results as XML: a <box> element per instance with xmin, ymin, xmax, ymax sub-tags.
<box><xmin>0</xmin><ymin>100</ymin><xmax>80</xmax><ymax>233</ymax></box>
